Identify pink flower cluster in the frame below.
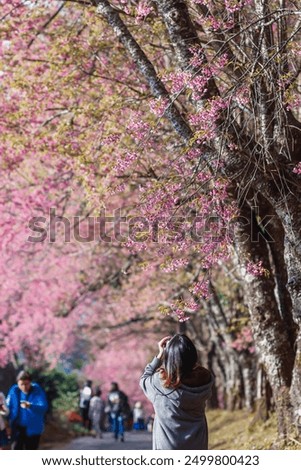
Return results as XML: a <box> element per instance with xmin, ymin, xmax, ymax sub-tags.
<box><xmin>246</xmin><ymin>260</ymin><xmax>267</xmax><ymax>277</ymax></box>
<box><xmin>189</xmin><ymin>96</ymin><xmax>229</xmax><ymax>140</ymax></box>
<box><xmin>293</xmin><ymin>163</ymin><xmax>301</xmax><ymax>175</ymax></box>
<box><xmin>225</xmin><ymin>0</ymin><xmax>252</xmax><ymax>13</ymax></box>
<box><xmin>126</xmin><ymin>111</ymin><xmax>151</xmax><ymax>143</ymax></box>
<box><xmin>174</xmin><ymin>308</ymin><xmax>190</xmax><ymax>323</ymax></box>
<box><xmin>285</xmin><ymin>92</ymin><xmax>301</xmax><ymax>111</ymax></box>
<box><xmin>231</xmin><ymin>326</ymin><xmax>255</xmax><ymax>354</ymax></box>
<box><xmin>161</xmin><ymin>258</ymin><xmax>188</xmax><ymax>273</ymax></box>
<box><xmin>136</xmin><ymin>0</ymin><xmax>153</xmax><ymax>22</ymax></box>
<box><xmin>149</xmin><ymin>97</ymin><xmax>170</xmax><ymax>117</ymax></box>
<box><xmin>191</xmin><ymin>280</ymin><xmax>209</xmax><ymax>299</ymax></box>
<box><xmin>114</xmin><ymin>152</ymin><xmax>138</xmax><ymax>174</ymax></box>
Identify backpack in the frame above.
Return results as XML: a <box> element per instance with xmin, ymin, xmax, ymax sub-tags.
<box><xmin>109</xmin><ymin>390</ymin><xmax>130</xmax><ymax>417</ymax></box>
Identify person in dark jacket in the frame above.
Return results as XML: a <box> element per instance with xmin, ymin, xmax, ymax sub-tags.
<box><xmin>108</xmin><ymin>382</ymin><xmax>129</xmax><ymax>442</ymax></box>
<box><xmin>6</xmin><ymin>370</ymin><xmax>48</xmax><ymax>450</ymax></box>
<box><xmin>140</xmin><ymin>334</ymin><xmax>214</xmax><ymax>450</ymax></box>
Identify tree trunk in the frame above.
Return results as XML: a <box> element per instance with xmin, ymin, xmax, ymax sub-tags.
<box><xmin>251</xmin><ymin>364</ymin><xmax>273</xmax><ymax>426</ymax></box>
<box><xmin>290</xmin><ymin>331</ymin><xmax>301</xmax><ymax>434</ymax></box>
<box><xmin>234</xmin><ymin>202</ymin><xmax>295</xmax><ymax>439</ymax></box>
<box><xmin>239</xmin><ymin>354</ymin><xmax>256</xmax><ymax>411</ymax></box>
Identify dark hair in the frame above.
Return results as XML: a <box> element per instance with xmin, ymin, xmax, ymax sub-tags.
<box><xmin>16</xmin><ymin>370</ymin><xmax>32</xmax><ymax>382</ymax></box>
<box><xmin>160</xmin><ymin>334</ymin><xmax>198</xmax><ymax>388</ymax></box>
<box><xmin>110</xmin><ymin>382</ymin><xmax>119</xmax><ymax>391</ymax></box>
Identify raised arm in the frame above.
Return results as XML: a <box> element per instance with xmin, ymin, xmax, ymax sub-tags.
<box><xmin>139</xmin><ymin>336</ymin><xmax>171</xmax><ymax>402</ymax></box>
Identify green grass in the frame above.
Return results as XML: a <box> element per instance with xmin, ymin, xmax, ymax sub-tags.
<box><xmin>207</xmin><ymin>409</ymin><xmax>301</xmax><ymax>450</ymax></box>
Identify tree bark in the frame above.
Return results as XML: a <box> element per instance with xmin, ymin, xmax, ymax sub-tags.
<box><xmin>233</xmin><ymin>201</ymin><xmax>295</xmax><ymax>438</ymax></box>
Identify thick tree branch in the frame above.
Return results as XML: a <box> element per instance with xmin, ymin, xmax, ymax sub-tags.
<box><xmin>95</xmin><ymin>0</ymin><xmax>193</xmax><ymax>143</ymax></box>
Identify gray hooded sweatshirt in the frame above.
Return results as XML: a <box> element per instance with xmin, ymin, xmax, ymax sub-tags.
<box><xmin>140</xmin><ymin>357</ymin><xmax>214</xmax><ymax>450</ymax></box>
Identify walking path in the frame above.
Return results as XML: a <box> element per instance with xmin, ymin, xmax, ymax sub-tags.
<box><xmin>61</xmin><ymin>431</ymin><xmax>152</xmax><ymax>450</ymax></box>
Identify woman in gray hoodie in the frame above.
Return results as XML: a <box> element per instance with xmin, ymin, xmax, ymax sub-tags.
<box><xmin>140</xmin><ymin>334</ymin><xmax>214</xmax><ymax>450</ymax></box>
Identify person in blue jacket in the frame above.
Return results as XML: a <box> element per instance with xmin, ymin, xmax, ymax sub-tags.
<box><xmin>6</xmin><ymin>370</ymin><xmax>48</xmax><ymax>450</ymax></box>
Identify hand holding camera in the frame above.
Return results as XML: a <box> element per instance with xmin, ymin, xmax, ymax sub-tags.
<box><xmin>157</xmin><ymin>336</ymin><xmax>172</xmax><ymax>360</ymax></box>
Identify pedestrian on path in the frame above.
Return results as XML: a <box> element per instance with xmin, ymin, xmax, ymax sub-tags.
<box><xmin>140</xmin><ymin>334</ymin><xmax>214</xmax><ymax>450</ymax></box>
<box><xmin>108</xmin><ymin>382</ymin><xmax>130</xmax><ymax>442</ymax></box>
<box><xmin>79</xmin><ymin>379</ymin><xmax>92</xmax><ymax>430</ymax></box>
<box><xmin>133</xmin><ymin>401</ymin><xmax>145</xmax><ymax>430</ymax></box>
<box><xmin>89</xmin><ymin>387</ymin><xmax>105</xmax><ymax>439</ymax></box>
<box><xmin>6</xmin><ymin>370</ymin><xmax>48</xmax><ymax>450</ymax></box>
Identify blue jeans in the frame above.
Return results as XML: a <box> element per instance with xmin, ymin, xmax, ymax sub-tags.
<box><xmin>111</xmin><ymin>414</ymin><xmax>124</xmax><ymax>439</ymax></box>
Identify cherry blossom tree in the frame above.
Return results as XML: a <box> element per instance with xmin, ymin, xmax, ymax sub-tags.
<box><xmin>1</xmin><ymin>0</ymin><xmax>301</xmax><ymax>440</ymax></box>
